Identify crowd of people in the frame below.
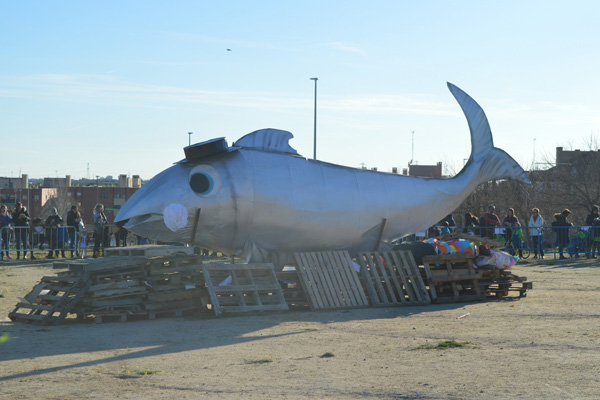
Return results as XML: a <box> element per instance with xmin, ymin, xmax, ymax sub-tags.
<box><xmin>0</xmin><ymin>202</ymin><xmax>117</xmax><ymax>260</ymax></box>
<box><xmin>430</xmin><ymin>205</ymin><xmax>600</xmax><ymax>259</ymax></box>
<box><xmin>438</xmin><ymin>205</ymin><xmax>600</xmax><ymax>260</ymax></box>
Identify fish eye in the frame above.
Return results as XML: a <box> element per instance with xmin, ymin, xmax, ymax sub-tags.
<box><xmin>190</xmin><ymin>172</ymin><xmax>212</xmax><ymax>194</ymax></box>
<box><xmin>188</xmin><ymin>165</ymin><xmax>221</xmax><ymax>197</ymax></box>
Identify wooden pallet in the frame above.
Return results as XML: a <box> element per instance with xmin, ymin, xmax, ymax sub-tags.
<box><xmin>9</xmin><ymin>276</ymin><xmax>92</xmax><ymax>325</ymax></box>
<box><xmin>11</xmin><ymin>253</ymin><xmax>207</xmax><ymax>324</ymax></box>
<box><xmin>275</xmin><ymin>269</ymin><xmax>310</xmax><ymax>309</ymax></box>
<box><xmin>479</xmin><ymin>269</ymin><xmax>533</xmax><ymax>298</ymax></box>
<box><xmin>104</xmin><ymin>245</ymin><xmax>195</xmax><ymax>258</ymax></box>
<box><xmin>357</xmin><ymin>251</ymin><xmax>431</xmax><ymax>306</ymax></box>
<box><xmin>293</xmin><ymin>251</ymin><xmax>369</xmax><ymax>310</ymax></box>
<box><xmin>203</xmin><ymin>263</ymin><xmax>288</xmax><ymax>316</ymax></box>
<box><xmin>421</xmin><ymin>254</ymin><xmax>486</xmax><ymax>303</ymax></box>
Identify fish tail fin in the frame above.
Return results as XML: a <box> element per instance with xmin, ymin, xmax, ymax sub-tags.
<box><xmin>448</xmin><ymin>82</ymin><xmax>531</xmax><ymax>186</ymax></box>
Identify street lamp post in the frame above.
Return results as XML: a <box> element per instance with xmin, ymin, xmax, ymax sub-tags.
<box><xmin>188</xmin><ymin>132</ymin><xmax>193</xmax><ymax>146</ymax></box>
<box><xmin>96</xmin><ymin>176</ymin><xmax>99</xmax><ymax>204</ymax></box>
<box><xmin>310</xmin><ymin>77</ymin><xmax>318</xmax><ymax>160</ymax></box>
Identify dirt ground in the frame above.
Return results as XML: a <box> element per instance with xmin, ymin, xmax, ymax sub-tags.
<box><xmin>1</xmin><ymin>256</ymin><xmax>599</xmax><ymax>400</ymax></box>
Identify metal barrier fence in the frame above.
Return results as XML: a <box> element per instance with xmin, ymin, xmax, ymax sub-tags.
<box><xmin>425</xmin><ymin>225</ymin><xmax>600</xmax><ymax>260</ymax></box>
<box><xmin>0</xmin><ymin>225</ymin><xmax>80</xmax><ymax>259</ymax></box>
<box><xmin>3</xmin><ymin>224</ymin><xmax>598</xmax><ymax>261</ymax></box>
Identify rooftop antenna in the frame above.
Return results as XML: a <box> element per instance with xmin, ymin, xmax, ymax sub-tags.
<box><xmin>409</xmin><ymin>130</ymin><xmax>415</xmax><ymax>165</ymax></box>
<box><xmin>87</xmin><ymin>163</ymin><xmax>90</xmax><ymax>179</ymax></box>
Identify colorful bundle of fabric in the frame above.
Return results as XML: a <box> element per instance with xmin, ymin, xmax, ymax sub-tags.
<box><xmin>422</xmin><ymin>238</ymin><xmax>479</xmax><ymax>257</ymax></box>
<box><xmin>475</xmin><ymin>249</ymin><xmax>517</xmax><ymax>269</ymax></box>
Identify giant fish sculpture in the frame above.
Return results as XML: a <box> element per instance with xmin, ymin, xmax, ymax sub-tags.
<box><xmin>116</xmin><ymin>83</ymin><xmax>530</xmax><ymax>264</ymax></box>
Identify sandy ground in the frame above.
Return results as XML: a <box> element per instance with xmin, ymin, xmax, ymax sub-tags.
<box><xmin>1</xmin><ymin>256</ymin><xmax>599</xmax><ymax>400</ymax></box>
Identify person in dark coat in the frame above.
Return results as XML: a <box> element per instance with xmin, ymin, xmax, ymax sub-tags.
<box><xmin>11</xmin><ymin>202</ymin><xmax>30</xmax><ymax>260</ymax></box>
<box><xmin>552</xmin><ymin>209</ymin><xmax>573</xmax><ymax>259</ymax></box>
<box><xmin>585</xmin><ymin>205</ymin><xmax>599</xmax><ymax>259</ymax></box>
<box><xmin>66</xmin><ymin>205</ymin><xmax>82</xmax><ymax>258</ymax></box>
<box><xmin>45</xmin><ymin>207</ymin><xmax>64</xmax><ymax>259</ymax></box>
<box><xmin>463</xmin><ymin>212</ymin><xmax>480</xmax><ymax>234</ymax></box>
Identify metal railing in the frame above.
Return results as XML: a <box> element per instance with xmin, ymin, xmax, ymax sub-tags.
<box><xmin>1</xmin><ymin>225</ymin><xmax>80</xmax><ymax>259</ymax></box>
<box><xmin>426</xmin><ymin>225</ymin><xmax>600</xmax><ymax>260</ymax></box>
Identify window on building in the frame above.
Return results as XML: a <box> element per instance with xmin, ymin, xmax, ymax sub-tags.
<box><xmin>34</xmin><ymin>195</ymin><xmax>40</xmax><ymax>202</ymax></box>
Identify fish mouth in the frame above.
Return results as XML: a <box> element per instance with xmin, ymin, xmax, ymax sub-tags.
<box><xmin>123</xmin><ymin>213</ymin><xmax>167</xmax><ymax>237</ymax></box>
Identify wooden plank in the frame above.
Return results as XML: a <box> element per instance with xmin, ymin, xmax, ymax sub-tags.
<box><xmin>364</xmin><ymin>253</ymin><xmax>388</xmax><ymax>304</ymax></box>
<box><xmin>210</xmin><ymin>283</ymin><xmax>283</xmax><ymax>293</ymax></box>
<box><xmin>304</xmin><ymin>252</ymin><xmax>333</xmax><ymax>307</ymax></box>
<box><xmin>314</xmin><ymin>252</ymin><xmax>341</xmax><ymax>308</ymax></box>
<box><xmin>104</xmin><ymin>245</ymin><xmax>194</xmax><ymax>258</ymax></box>
<box><xmin>420</xmin><ymin>260</ymin><xmax>438</xmax><ymax>301</ymax></box>
<box><xmin>15</xmin><ymin>302</ymin><xmax>55</xmax><ymax>311</ymax></box>
<box><xmin>90</xmin><ymin>286</ymin><xmax>147</xmax><ymax>298</ymax></box>
<box><xmin>396</xmin><ymin>251</ymin><xmax>430</xmax><ymax>303</ymax></box>
<box><xmin>373</xmin><ymin>252</ymin><xmax>396</xmax><ymax>302</ymax></box>
<box><xmin>342</xmin><ymin>251</ymin><xmax>369</xmax><ymax>306</ymax></box>
<box><xmin>293</xmin><ymin>253</ymin><xmax>323</xmax><ymax>310</ymax></box>
<box><xmin>319</xmin><ymin>252</ymin><xmax>345</xmax><ymax>306</ymax></box>
<box><xmin>357</xmin><ymin>253</ymin><xmax>379</xmax><ymax>305</ymax></box>
<box><xmin>203</xmin><ymin>265</ymin><xmax>222</xmax><ymax>316</ymax></box>
<box><xmin>328</xmin><ymin>251</ymin><xmax>358</xmax><ymax>307</ymax></box>
<box><xmin>391</xmin><ymin>251</ymin><xmax>415</xmax><ymax>301</ymax></box>
<box><xmin>381</xmin><ymin>252</ymin><xmax>408</xmax><ymax>304</ymax></box>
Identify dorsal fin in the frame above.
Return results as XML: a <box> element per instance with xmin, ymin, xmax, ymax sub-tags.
<box><xmin>233</xmin><ymin>128</ymin><xmax>299</xmax><ymax>155</ymax></box>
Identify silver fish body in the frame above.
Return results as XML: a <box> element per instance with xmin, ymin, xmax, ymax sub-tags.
<box><xmin>116</xmin><ymin>83</ymin><xmax>530</xmax><ymax>262</ymax></box>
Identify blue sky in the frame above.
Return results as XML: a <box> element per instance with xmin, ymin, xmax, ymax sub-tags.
<box><xmin>2</xmin><ymin>1</ymin><xmax>599</xmax><ymax>180</ymax></box>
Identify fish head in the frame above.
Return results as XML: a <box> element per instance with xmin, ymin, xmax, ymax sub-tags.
<box><xmin>115</xmin><ymin>160</ymin><xmax>230</xmax><ymax>244</ymax></box>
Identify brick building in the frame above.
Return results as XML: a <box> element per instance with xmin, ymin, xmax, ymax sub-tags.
<box><xmin>0</xmin><ymin>175</ymin><xmax>142</xmax><ymax>226</ymax></box>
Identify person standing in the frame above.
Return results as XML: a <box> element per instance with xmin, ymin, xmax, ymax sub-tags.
<box><xmin>552</xmin><ymin>209</ymin><xmax>573</xmax><ymax>259</ymax></box>
<box><xmin>66</xmin><ymin>205</ymin><xmax>82</xmax><ymax>258</ymax></box>
<box><xmin>92</xmin><ymin>203</ymin><xmax>108</xmax><ymax>258</ymax></box>
<box><xmin>529</xmin><ymin>208</ymin><xmax>544</xmax><ymax>259</ymax></box>
<box><xmin>502</xmin><ymin>208</ymin><xmax>520</xmax><ymax>247</ymax></box>
<box><xmin>585</xmin><ymin>205</ymin><xmax>599</xmax><ymax>259</ymax></box>
<box><xmin>462</xmin><ymin>212</ymin><xmax>480</xmax><ymax>234</ymax></box>
<box><xmin>480</xmin><ymin>205</ymin><xmax>501</xmax><ymax>239</ymax></box>
<box><xmin>45</xmin><ymin>207</ymin><xmax>63</xmax><ymax>259</ymax></box>
<box><xmin>11</xmin><ymin>202</ymin><xmax>30</xmax><ymax>260</ymax></box>
<box><xmin>0</xmin><ymin>205</ymin><xmax>13</xmax><ymax>260</ymax></box>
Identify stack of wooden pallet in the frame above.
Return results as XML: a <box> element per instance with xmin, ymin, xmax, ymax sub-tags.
<box><xmin>10</xmin><ymin>247</ymin><xmax>206</xmax><ymax>324</ymax></box>
<box><xmin>421</xmin><ymin>253</ymin><xmax>486</xmax><ymax>303</ymax></box>
<box><xmin>478</xmin><ymin>269</ymin><xmax>532</xmax><ymax>298</ymax></box>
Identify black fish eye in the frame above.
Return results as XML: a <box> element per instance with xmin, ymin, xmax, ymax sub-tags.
<box><xmin>189</xmin><ymin>172</ymin><xmax>212</xmax><ymax>195</ymax></box>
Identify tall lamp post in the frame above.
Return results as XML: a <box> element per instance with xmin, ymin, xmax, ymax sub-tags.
<box><xmin>310</xmin><ymin>77</ymin><xmax>318</xmax><ymax>160</ymax></box>
<box><xmin>188</xmin><ymin>132</ymin><xmax>193</xmax><ymax>146</ymax></box>
<box><xmin>96</xmin><ymin>175</ymin><xmax>99</xmax><ymax>205</ymax></box>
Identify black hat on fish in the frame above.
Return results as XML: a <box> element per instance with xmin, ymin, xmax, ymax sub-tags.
<box><xmin>178</xmin><ymin>137</ymin><xmax>230</xmax><ymax>164</ymax></box>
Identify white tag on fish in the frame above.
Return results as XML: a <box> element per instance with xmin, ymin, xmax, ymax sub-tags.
<box><xmin>163</xmin><ymin>203</ymin><xmax>188</xmax><ymax>232</ymax></box>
